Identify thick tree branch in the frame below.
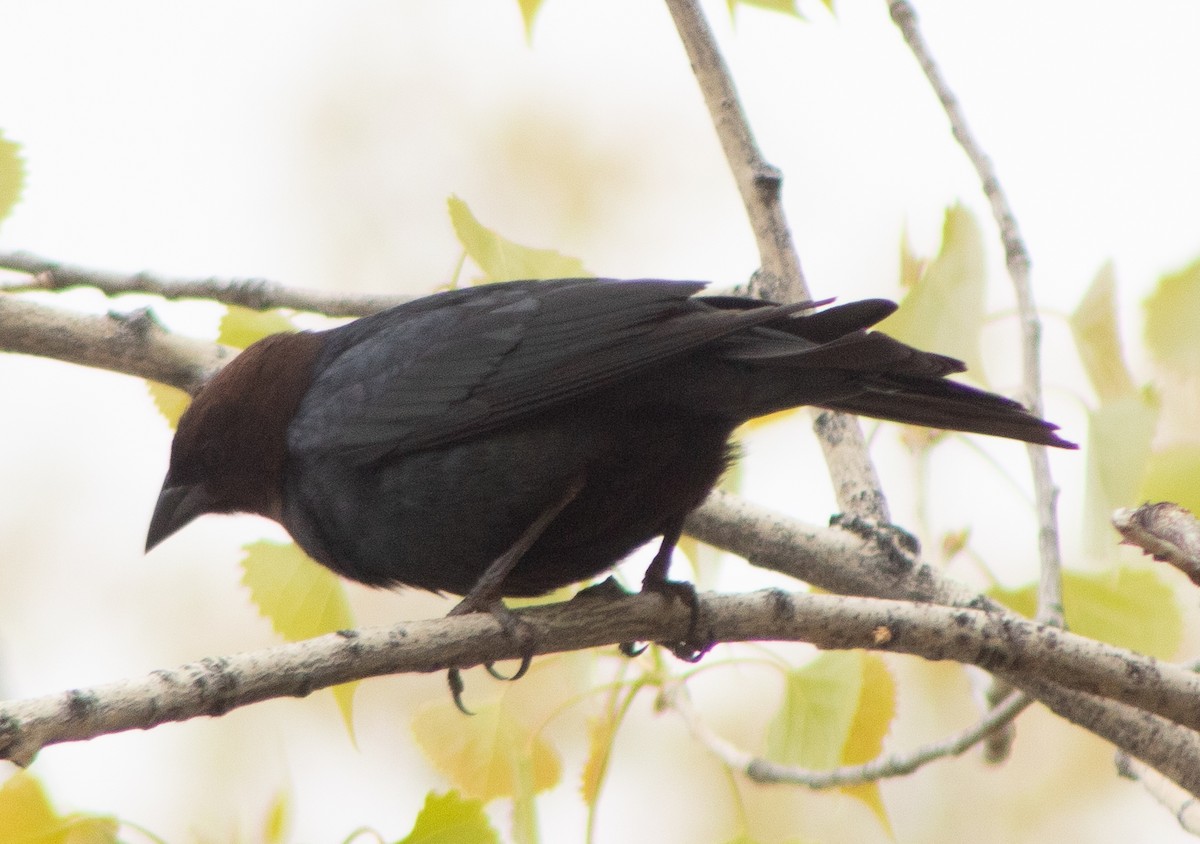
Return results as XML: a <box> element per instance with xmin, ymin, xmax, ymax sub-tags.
<box><xmin>4</xmin><ymin>588</ymin><xmax>1199</xmax><ymax>782</ymax></box>
<box><xmin>0</xmin><ymin>250</ymin><xmax>408</xmax><ymax>316</ymax></box>
<box><xmin>0</xmin><ymin>294</ymin><xmax>232</xmax><ymax>395</ymax></box>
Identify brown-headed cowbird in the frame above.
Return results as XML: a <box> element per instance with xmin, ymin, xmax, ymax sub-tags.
<box><xmin>146</xmin><ymin>279</ymin><xmax>1073</xmax><ymax>676</ymax></box>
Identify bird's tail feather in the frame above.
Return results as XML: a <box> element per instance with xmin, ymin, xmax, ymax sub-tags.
<box><xmin>819</xmin><ymin>373</ymin><xmax>1074</xmax><ymax>448</ymax></box>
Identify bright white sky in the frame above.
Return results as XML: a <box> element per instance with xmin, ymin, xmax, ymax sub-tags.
<box><xmin>1</xmin><ymin>1</ymin><xmax>1199</xmax><ymax>840</ymax></box>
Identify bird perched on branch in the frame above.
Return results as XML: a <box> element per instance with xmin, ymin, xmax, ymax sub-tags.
<box><xmin>146</xmin><ymin>278</ymin><xmax>1074</xmax><ymax>697</ymax></box>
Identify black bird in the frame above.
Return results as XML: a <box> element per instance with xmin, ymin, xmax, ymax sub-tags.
<box><xmin>146</xmin><ymin>279</ymin><xmax>1073</xmax><ymax>685</ymax></box>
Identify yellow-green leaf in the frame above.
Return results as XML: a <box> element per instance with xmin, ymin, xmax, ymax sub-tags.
<box><xmin>1145</xmin><ymin>258</ymin><xmax>1200</xmax><ymax>375</ymax></box>
<box><xmin>839</xmin><ymin>654</ymin><xmax>895</xmax><ymax>834</ymax></box>
<box><xmin>877</xmin><ymin>204</ymin><xmax>988</xmax><ymax>383</ymax></box>
<box><xmin>399</xmin><ymin>791</ymin><xmax>499</xmax><ymax>844</ymax></box>
<box><xmin>0</xmin><ymin>130</ymin><xmax>24</xmax><ymax>227</ymax></box>
<box><xmin>580</xmin><ymin>714</ymin><xmax>618</xmax><ymax>808</ymax></box>
<box><xmin>218</xmin><ymin>304</ymin><xmax>296</xmax><ymax>349</ymax></box>
<box><xmin>898</xmin><ymin>222</ymin><xmax>928</xmax><ymax>291</ymax></box>
<box><xmin>1082</xmin><ymin>393</ymin><xmax>1158</xmax><ymax>559</ymax></box>
<box><xmin>240</xmin><ymin>540</ymin><xmax>358</xmax><ymax>734</ymax></box>
<box><xmin>0</xmin><ymin>770</ymin><xmax>119</xmax><ymax>844</ymax></box>
<box><xmin>766</xmin><ymin>651</ymin><xmax>863</xmax><ymax>768</ymax></box>
<box><xmin>1071</xmin><ymin>263</ymin><xmax>1137</xmax><ymax>402</ymax></box>
<box><xmin>1142</xmin><ymin>444</ymin><xmax>1200</xmax><ymax>521</ymax></box>
<box><xmin>515</xmin><ymin>0</ymin><xmax>544</xmax><ymax>41</ymax></box>
<box><xmin>728</xmin><ymin>0</ymin><xmax>801</xmax><ymax>16</ymax></box>
<box><xmin>447</xmin><ymin>195</ymin><xmax>589</xmax><ymax>284</ymax></box>
<box><xmin>261</xmin><ymin>790</ymin><xmax>290</xmax><ymax>844</ymax></box>
<box><xmin>146</xmin><ymin>381</ymin><xmax>192</xmax><ymax>429</ymax></box>
<box><xmin>990</xmin><ymin>567</ymin><xmax>1182</xmax><ymax>659</ymax></box>
<box><xmin>412</xmin><ymin>699</ymin><xmax>561</xmax><ymax>801</ymax></box>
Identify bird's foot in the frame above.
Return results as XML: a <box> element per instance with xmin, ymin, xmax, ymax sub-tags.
<box><xmin>623</xmin><ymin>577</ymin><xmax>714</xmax><ymax>663</ymax></box>
<box><xmin>829</xmin><ymin>514</ymin><xmax>921</xmax><ymax>576</ymax></box>
<box><xmin>446</xmin><ymin>597</ymin><xmax>536</xmax><ymax>715</ymax></box>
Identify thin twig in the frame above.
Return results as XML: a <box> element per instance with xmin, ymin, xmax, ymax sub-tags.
<box><xmin>0</xmin><ymin>250</ymin><xmax>408</xmax><ymax>316</ymax></box>
<box><xmin>665</xmin><ymin>0</ymin><xmax>889</xmax><ymax>522</ymax></box>
<box><xmin>887</xmin><ymin>0</ymin><xmax>1065</xmax><ymax>627</ymax></box>
<box><xmin>673</xmin><ymin>684</ymin><xmax>1031</xmax><ymax>787</ymax></box>
<box><xmin>1117</xmin><ymin>753</ymin><xmax>1200</xmax><ymax>836</ymax></box>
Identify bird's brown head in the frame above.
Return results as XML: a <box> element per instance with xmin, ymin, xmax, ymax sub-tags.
<box><xmin>146</xmin><ymin>331</ymin><xmax>325</xmax><ymax>553</ymax></box>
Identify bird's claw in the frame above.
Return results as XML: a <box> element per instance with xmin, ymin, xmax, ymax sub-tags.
<box><xmin>445</xmin><ymin>597</ymin><xmax>537</xmax><ymax>714</ymax></box>
<box><xmin>622</xmin><ymin>577</ymin><xmax>713</xmax><ymax>663</ymax></box>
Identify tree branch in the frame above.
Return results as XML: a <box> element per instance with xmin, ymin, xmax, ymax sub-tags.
<box><xmin>0</xmin><ymin>294</ymin><xmax>232</xmax><ymax>395</ymax></box>
<box><xmin>4</xmin><ymin>588</ymin><xmax>1199</xmax><ymax>783</ymax></box>
<box><xmin>672</xmin><ymin>684</ymin><xmax>1032</xmax><ymax>787</ymax></box>
<box><xmin>887</xmin><ymin>0</ymin><xmax>1065</xmax><ymax>626</ymax></box>
<box><xmin>0</xmin><ymin>250</ymin><xmax>408</xmax><ymax>316</ymax></box>
<box><xmin>665</xmin><ymin>0</ymin><xmax>889</xmax><ymax>523</ymax></box>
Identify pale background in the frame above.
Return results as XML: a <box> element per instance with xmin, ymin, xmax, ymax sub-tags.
<box><xmin>1</xmin><ymin>0</ymin><xmax>1198</xmax><ymax>840</ymax></box>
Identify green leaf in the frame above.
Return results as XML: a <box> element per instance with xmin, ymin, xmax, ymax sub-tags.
<box><xmin>398</xmin><ymin>791</ymin><xmax>500</xmax><ymax>844</ymax></box>
<box><xmin>0</xmin><ymin>131</ymin><xmax>24</xmax><ymax>227</ymax></box>
<box><xmin>217</xmin><ymin>304</ymin><xmax>297</xmax><ymax>349</ymax></box>
<box><xmin>447</xmin><ymin>195</ymin><xmax>590</xmax><ymax>283</ymax></box>
<box><xmin>262</xmin><ymin>790</ymin><xmax>290</xmax><ymax>844</ymax></box>
<box><xmin>1070</xmin><ymin>263</ymin><xmax>1137</xmax><ymax>402</ymax></box>
<box><xmin>766</xmin><ymin>651</ymin><xmax>863</xmax><ymax>768</ymax></box>
<box><xmin>839</xmin><ymin>654</ymin><xmax>895</xmax><ymax>834</ymax></box>
<box><xmin>1141</xmin><ymin>444</ymin><xmax>1200</xmax><ymax>520</ymax></box>
<box><xmin>412</xmin><ymin>699</ymin><xmax>561</xmax><ymax>801</ymax></box>
<box><xmin>877</xmin><ymin>204</ymin><xmax>988</xmax><ymax>383</ymax></box>
<box><xmin>0</xmin><ymin>770</ymin><xmax>120</xmax><ymax>844</ymax></box>
<box><xmin>728</xmin><ymin>0</ymin><xmax>802</xmax><ymax>16</ymax></box>
<box><xmin>580</xmin><ymin>714</ymin><xmax>617</xmax><ymax>808</ymax></box>
<box><xmin>1145</xmin><ymin>257</ymin><xmax>1200</xmax><ymax>375</ymax></box>
<box><xmin>146</xmin><ymin>381</ymin><xmax>192</xmax><ymax>429</ymax></box>
<box><xmin>515</xmin><ymin>0</ymin><xmax>544</xmax><ymax>41</ymax></box>
<box><xmin>1082</xmin><ymin>393</ymin><xmax>1158</xmax><ymax>559</ymax></box>
<box><xmin>990</xmin><ymin>567</ymin><xmax>1182</xmax><ymax>659</ymax></box>
<box><xmin>240</xmin><ymin>540</ymin><xmax>359</xmax><ymax>735</ymax></box>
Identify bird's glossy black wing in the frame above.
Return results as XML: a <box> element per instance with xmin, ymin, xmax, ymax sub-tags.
<box><xmin>287</xmin><ymin>278</ymin><xmax>811</xmax><ymax>463</ymax></box>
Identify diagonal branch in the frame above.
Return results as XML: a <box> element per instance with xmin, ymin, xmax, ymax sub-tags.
<box><xmin>664</xmin><ymin>0</ymin><xmax>890</xmax><ymax>523</ymax></box>
<box><xmin>887</xmin><ymin>0</ymin><xmax>1065</xmax><ymax>626</ymax></box>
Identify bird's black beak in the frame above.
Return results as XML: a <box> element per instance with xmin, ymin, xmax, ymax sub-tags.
<box><xmin>145</xmin><ymin>483</ymin><xmax>216</xmax><ymax>553</ymax></box>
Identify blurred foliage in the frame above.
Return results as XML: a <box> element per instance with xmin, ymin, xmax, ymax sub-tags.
<box><xmin>0</xmin><ymin>771</ymin><xmax>119</xmax><ymax>844</ymax></box>
<box><xmin>878</xmin><ymin>203</ymin><xmax>988</xmax><ymax>384</ymax></box>
<box><xmin>397</xmin><ymin>791</ymin><xmax>500</xmax><ymax>844</ymax></box>
<box><xmin>448</xmin><ymin>195</ymin><xmax>591</xmax><ymax>284</ymax></box>
<box><xmin>990</xmin><ymin>566</ymin><xmax>1182</xmax><ymax>659</ymax></box>
<box><xmin>0</xmin><ymin>130</ymin><xmax>23</xmax><ymax>228</ymax></box>
<box><xmin>766</xmin><ymin>651</ymin><xmax>895</xmax><ymax>833</ymax></box>
<box><xmin>241</xmin><ymin>539</ymin><xmax>360</xmax><ymax>737</ymax></box>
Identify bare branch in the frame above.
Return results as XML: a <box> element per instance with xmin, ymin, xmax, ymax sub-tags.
<box><xmin>887</xmin><ymin>0</ymin><xmax>1065</xmax><ymax>626</ymax></box>
<box><xmin>664</xmin><ymin>0</ymin><xmax>889</xmax><ymax>522</ymax></box>
<box><xmin>1118</xmin><ymin>753</ymin><xmax>1200</xmax><ymax>836</ymax></box>
<box><xmin>673</xmin><ymin>684</ymin><xmax>1031</xmax><ymax>787</ymax></box>
<box><xmin>1114</xmin><ymin>503</ymin><xmax>1200</xmax><ymax>587</ymax></box>
<box><xmin>0</xmin><ymin>294</ymin><xmax>232</xmax><ymax>395</ymax></box>
<box><xmin>5</xmin><ymin>588</ymin><xmax>1200</xmax><ymax>788</ymax></box>
<box><xmin>0</xmin><ymin>250</ymin><xmax>408</xmax><ymax>316</ymax></box>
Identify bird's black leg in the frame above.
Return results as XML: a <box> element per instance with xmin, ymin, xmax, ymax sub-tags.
<box><xmin>621</xmin><ymin>520</ymin><xmax>713</xmax><ymax>662</ymax></box>
<box><xmin>447</xmin><ymin>476</ymin><xmax>584</xmax><ymax>714</ymax></box>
